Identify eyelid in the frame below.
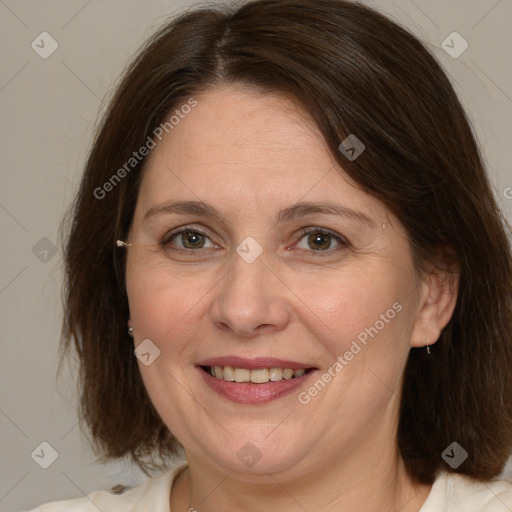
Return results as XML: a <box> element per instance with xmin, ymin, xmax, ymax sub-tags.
<box><xmin>290</xmin><ymin>226</ymin><xmax>350</xmax><ymax>253</ymax></box>
<box><xmin>162</xmin><ymin>225</ymin><xmax>219</xmax><ymax>249</ymax></box>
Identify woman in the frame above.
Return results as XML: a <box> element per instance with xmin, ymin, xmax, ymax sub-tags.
<box><xmin>30</xmin><ymin>0</ymin><xmax>512</xmax><ymax>510</ymax></box>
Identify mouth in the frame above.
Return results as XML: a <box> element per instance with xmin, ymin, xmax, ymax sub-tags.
<box><xmin>200</xmin><ymin>365</ymin><xmax>314</xmax><ymax>383</ymax></box>
<box><xmin>196</xmin><ymin>357</ymin><xmax>318</xmax><ymax>404</ymax></box>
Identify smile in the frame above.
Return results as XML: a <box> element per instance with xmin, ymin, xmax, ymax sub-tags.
<box><xmin>203</xmin><ymin>365</ymin><xmax>310</xmax><ymax>383</ymax></box>
<box><xmin>197</xmin><ymin>357</ymin><xmax>318</xmax><ymax>404</ymax></box>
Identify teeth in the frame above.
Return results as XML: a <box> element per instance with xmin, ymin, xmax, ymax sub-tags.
<box><xmin>207</xmin><ymin>366</ymin><xmax>308</xmax><ymax>383</ymax></box>
<box><xmin>223</xmin><ymin>366</ymin><xmax>235</xmax><ymax>381</ymax></box>
<box><xmin>269</xmin><ymin>368</ymin><xmax>283</xmax><ymax>381</ymax></box>
<box><xmin>250</xmin><ymin>369</ymin><xmax>269</xmax><ymax>383</ymax></box>
<box><xmin>234</xmin><ymin>368</ymin><xmax>251</xmax><ymax>382</ymax></box>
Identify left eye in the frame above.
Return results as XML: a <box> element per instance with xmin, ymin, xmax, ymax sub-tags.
<box><xmin>294</xmin><ymin>228</ymin><xmax>348</xmax><ymax>252</ymax></box>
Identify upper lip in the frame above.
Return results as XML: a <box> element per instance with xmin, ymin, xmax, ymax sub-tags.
<box><xmin>198</xmin><ymin>356</ymin><xmax>315</xmax><ymax>370</ymax></box>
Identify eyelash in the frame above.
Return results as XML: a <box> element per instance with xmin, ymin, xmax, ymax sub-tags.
<box><xmin>293</xmin><ymin>227</ymin><xmax>349</xmax><ymax>255</ymax></box>
<box><xmin>161</xmin><ymin>226</ymin><xmax>349</xmax><ymax>256</ymax></box>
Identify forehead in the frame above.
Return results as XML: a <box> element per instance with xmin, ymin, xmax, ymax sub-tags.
<box><xmin>136</xmin><ymin>86</ymin><xmax>386</xmax><ymax>222</ymax></box>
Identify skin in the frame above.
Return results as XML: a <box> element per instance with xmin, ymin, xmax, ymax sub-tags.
<box><xmin>125</xmin><ymin>85</ymin><xmax>459</xmax><ymax>512</ymax></box>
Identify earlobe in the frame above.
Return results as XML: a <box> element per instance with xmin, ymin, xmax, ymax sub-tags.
<box><xmin>410</xmin><ymin>269</ymin><xmax>459</xmax><ymax>349</ymax></box>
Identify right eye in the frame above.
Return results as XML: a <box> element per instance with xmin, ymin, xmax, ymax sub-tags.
<box><xmin>162</xmin><ymin>227</ymin><xmax>219</xmax><ymax>252</ymax></box>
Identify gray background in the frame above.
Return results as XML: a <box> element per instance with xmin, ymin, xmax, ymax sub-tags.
<box><xmin>1</xmin><ymin>0</ymin><xmax>511</xmax><ymax>510</ymax></box>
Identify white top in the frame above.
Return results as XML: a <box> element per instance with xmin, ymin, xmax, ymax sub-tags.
<box><xmin>26</xmin><ymin>462</ymin><xmax>512</xmax><ymax>511</ymax></box>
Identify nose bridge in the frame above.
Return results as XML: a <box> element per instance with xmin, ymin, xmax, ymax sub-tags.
<box><xmin>210</xmin><ymin>247</ymin><xmax>290</xmax><ymax>336</ymax></box>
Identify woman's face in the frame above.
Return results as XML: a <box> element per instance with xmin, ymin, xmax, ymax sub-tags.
<box><xmin>125</xmin><ymin>85</ymin><xmax>427</xmax><ymax>478</ymax></box>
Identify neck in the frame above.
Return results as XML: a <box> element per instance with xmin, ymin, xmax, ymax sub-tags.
<box><xmin>171</xmin><ymin>442</ymin><xmax>431</xmax><ymax>512</ymax></box>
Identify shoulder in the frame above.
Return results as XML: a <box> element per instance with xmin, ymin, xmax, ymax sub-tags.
<box><xmin>421</xmin><ymin>471</ymin><xmax>512</xmax><ymax>512</ymax></box>
<box><xmin>26</xmin><ymin>461</ymin><xmax>188</xmax><ymax>512</ymax></box>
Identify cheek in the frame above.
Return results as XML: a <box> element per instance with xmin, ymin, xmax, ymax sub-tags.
<box><xmin>125</xmin><ymin>257</ymin><xmax>206</xmax><ymax>340</ymax></box>
<box><xmin>125</xmin><ymin>266</ymin><xmax>207</xmax><ymax>413</ymax></box>
<box><xmin>293</xmin><ymin>264</ymin><xmax>407</xmax><ymax>353</ymax></box>
<box><xmin>296</xmin><ymin>265</ymin><xmax>416</xmax><ymax>413</ymax></box>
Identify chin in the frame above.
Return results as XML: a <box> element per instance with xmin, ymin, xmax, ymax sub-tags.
<box><xmin>191</xmin><ymin>422</ymin><xmax>318</xmax><ymax>478</ymax></box>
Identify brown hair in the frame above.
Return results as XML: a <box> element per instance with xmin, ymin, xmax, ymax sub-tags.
<box><xmin>61</xmin><ymin>0</ymin><xmax>512</xmax><ymax>482</ymax></box>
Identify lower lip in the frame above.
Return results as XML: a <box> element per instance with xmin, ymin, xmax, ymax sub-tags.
<box><xmin>198</xmin><ymin>368</ymin><xmax>315</xmax><ymax>404</ymax></box>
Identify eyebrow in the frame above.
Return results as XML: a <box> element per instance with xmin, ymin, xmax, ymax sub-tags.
<box><xmin>143</xmin><ymin>200</ymin><xmax>376</xmax><ymax>228</ymax></box>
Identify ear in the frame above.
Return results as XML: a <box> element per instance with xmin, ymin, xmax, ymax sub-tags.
<box><xmin>410</xmin><ymin>267</ymin><xmax>459</xmax><ymax>348</ymax></box>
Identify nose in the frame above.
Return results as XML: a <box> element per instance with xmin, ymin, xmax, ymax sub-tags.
<box><xmin>210</xmin><ymin>250</ymin><xmax>291</xmax><ymax>338</ymax></box>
